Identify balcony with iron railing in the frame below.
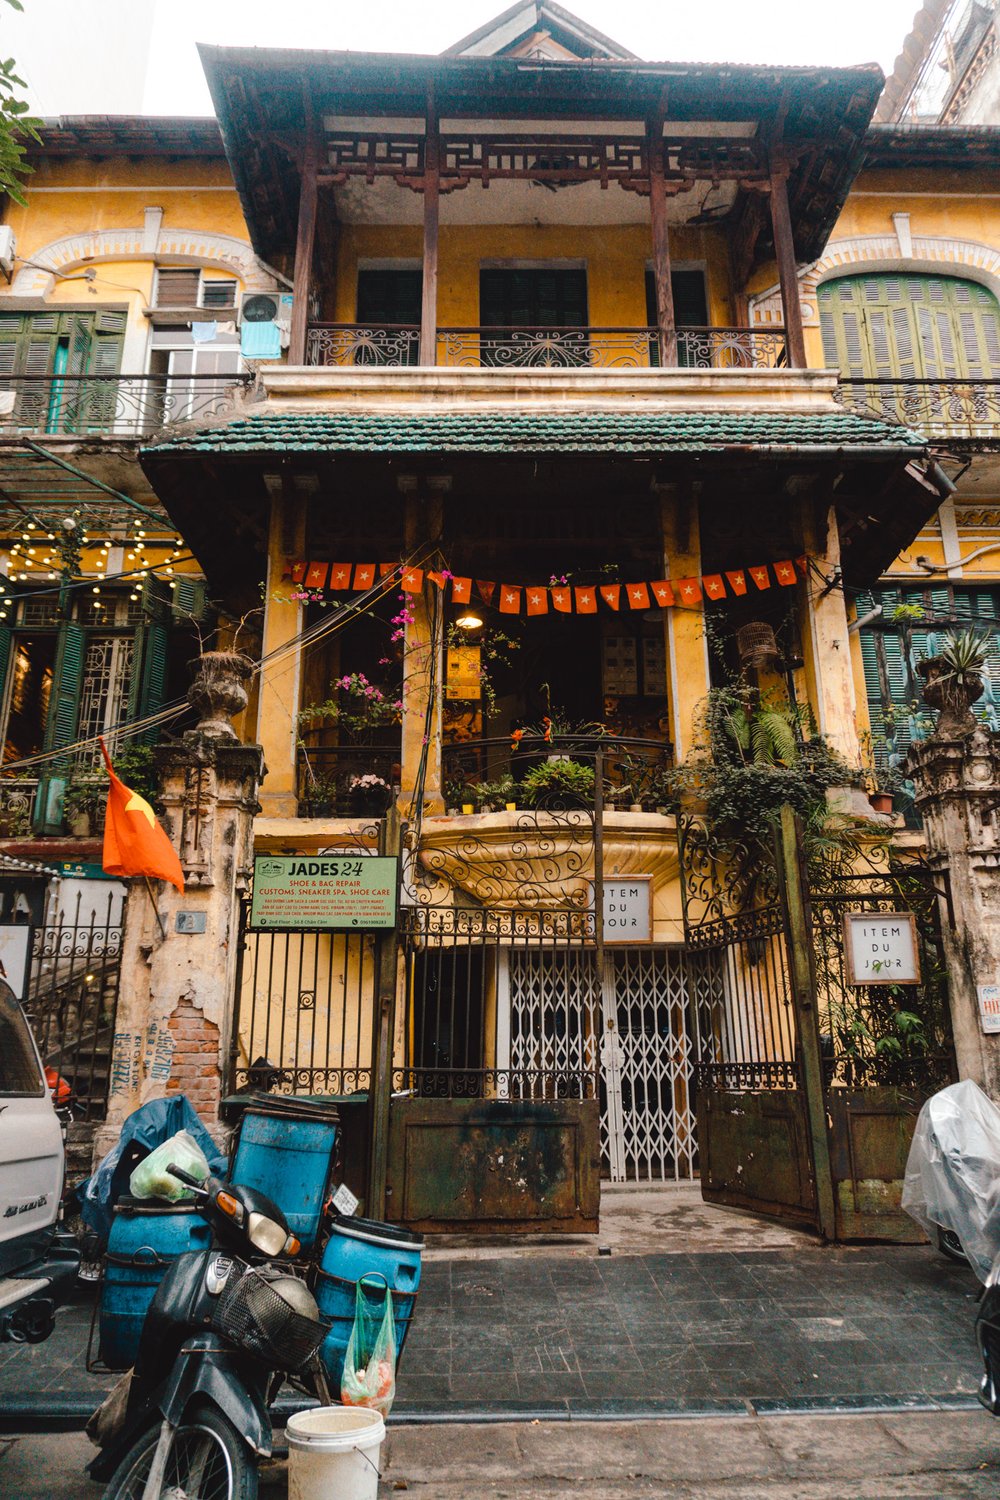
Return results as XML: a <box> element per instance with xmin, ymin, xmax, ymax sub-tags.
<box><xmin>835</xmin><ymin>378</ymin><xmax>1000</xmax><ymax>446</ymax></box>
<box><xmin>304</xmin><ymin>324</ymin><xmax>788</xmax><ymax>371</ymax></box>
<box><xmin>0</xmin><ymin>371</ymin><xmax>253</xmax><ymax>440</ymax></box>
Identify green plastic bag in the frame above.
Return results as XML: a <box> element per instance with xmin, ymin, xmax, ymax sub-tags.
<box><xmin>340</xmin><ymin>1273</ymin><xmax>397</xmax><ymax>1416</ymax></box>
<box><xmin>128</xmin><ymin>1130</ymin><xmax>210</xmax><ymax>1203</ymax></box>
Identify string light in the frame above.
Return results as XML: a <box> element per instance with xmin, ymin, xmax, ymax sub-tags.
<box><xmin>26</xmin><ymin>522</ymin><xmax>35</xmax><ymax>530</ymax></box>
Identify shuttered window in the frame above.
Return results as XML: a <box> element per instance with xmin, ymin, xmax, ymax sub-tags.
<box><xmin>155</xmin><ymin>268</ymin><xmax>201</xmax><ymax>307</ymax></box>
<box><xmin>819</xmin><ymin>274</ymin><xmax>1000</xmax><ymax>380</ymax></box>
<box><xmin>858</xmin><ymin>585</ymin><xmax>1000</xmax><ymax>817</ymax></box>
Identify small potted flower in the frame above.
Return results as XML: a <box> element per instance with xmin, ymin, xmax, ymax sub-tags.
<box><xmin>348</xmin><ymin>772</ymin><xmax>392</xmax><ymax>817</ymax></box>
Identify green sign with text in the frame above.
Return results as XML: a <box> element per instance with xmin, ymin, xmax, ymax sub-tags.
<box><xmin>249</xmin><ymin>855</ymin><xmax>397</xmax><ymax>931</ymax></box>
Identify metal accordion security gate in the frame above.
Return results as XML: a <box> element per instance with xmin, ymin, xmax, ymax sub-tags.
<box><xmin>396</xmin><ymin>907</ymin><xmax>718</xmax><ymax>1184</ymax></box>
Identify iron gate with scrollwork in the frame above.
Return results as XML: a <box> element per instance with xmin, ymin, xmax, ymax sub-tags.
<box><xmin>680</xmin><ymin>810</ymin><xmax>957</xmax><ymax>1239</ymax></box>
<box><xmin>24</xmin><ymin>886</ymin><xmax>126</xmax><ymax>1121</ymax></box>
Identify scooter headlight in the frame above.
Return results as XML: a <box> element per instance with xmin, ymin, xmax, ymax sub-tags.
<box><xmin>247</xmin><ymin>1212</ymin><xmax>290</xmax><ymax>1256</ymax></box>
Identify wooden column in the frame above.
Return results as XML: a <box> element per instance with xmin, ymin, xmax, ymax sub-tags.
<box><xmin>646</xmin><ymin>111</ymin><xmax>677</xmax><ymax>368</ymax></box>
<box><xmin>768</xmin><ymin>166</ymin><xmax>806</xmax><ymax>369</ymax></box>
<box><xmin>419</xmin><ymin>89</ymin><xmax>440</xmax><ymax>367</ymax></box>
<box><xmin>288</xmin><ymin>94</ymin><xmax>319</xmax><ymax>366</ymax></box>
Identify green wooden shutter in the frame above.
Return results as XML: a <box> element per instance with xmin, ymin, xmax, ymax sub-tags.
<box><xmin>134</xmin><ymin>579</ymin><xmax>171</xmax><ymax>737</ymax></box>
<box><xmin>43</xmin><ymin>620</ymin><xmax>86</xmax><ymax>752</ymax></box>
<box><xmin>820</xmin><ymin>274</ymin><xmax>1000</xmax><ymax>381</ymax></box>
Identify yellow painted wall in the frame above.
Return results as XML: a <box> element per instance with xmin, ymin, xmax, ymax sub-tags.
<box><xmin>333</xmin><ymin>223</ymin><xmax>735</xmax><ymax>327</ymax></box>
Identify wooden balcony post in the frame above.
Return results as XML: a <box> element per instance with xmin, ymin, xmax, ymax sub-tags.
<box><xmin>419</xmin><ymin>88</ymin><xmax>440</xmax><ymax>367</ymax></box>
<box><xmin>289</xmin><ymin>91</ymin><xmax>319</xmax><ymax>366</ymax></box>
<box><xmin>768</xmin><ymin>166</ymin><xmax>806</xmax><ymax>369</ymax></box>
<box><xmin>646</xmin><ymin>108</ymin><xmax>677</xmax><ymax>368</ymax></box>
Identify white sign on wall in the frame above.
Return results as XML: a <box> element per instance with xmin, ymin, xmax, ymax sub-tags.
<box><xmin>978</xmin><ymin>985</ymin><xmax>1000</xmax><ymax>1035</ymax></box>
<box><xmin>843</xmin><ymin>913</ymin><xmax>921</xmax><ymax>986</ymax></box>
<box><xmin>0</xmin><ymin>923</ymin><xmax>32</xmax><ymax>998</ymax></box>
<box><xmin>602</xmin><ymin>877</ymin><xmax>653</xmax><ymax>945</ymax></box>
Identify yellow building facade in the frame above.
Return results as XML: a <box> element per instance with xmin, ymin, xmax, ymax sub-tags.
<box><xmin>0</xmin><ymin>7</ymin><xmax>994</xmax><ymax>1229</ymax></box>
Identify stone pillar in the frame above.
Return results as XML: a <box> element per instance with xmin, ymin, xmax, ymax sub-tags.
<box><xmin>400</xmin><ymin>489</ymin><xmax>444</xmax><ymax>814</ymax></box>
<box><xmin>257</xmin><ymin>479</ymin><xmax>305</xmax><ymax>817</ymax></box>
<box><xmin>800</xmin><ymin>502</ymin><xmax>861</xmax><ymax>766</ymax></box>
<box><xmin>909</xmin><ymin>725</ymin><xmax>1000</xmax><ymax>1097</ymax></box>
<box><xmin>96</xmin><ymin>652</ymin><xmax>265</xmax><ymax>1156</ymax></box>
<box><xmin>659</xmin><ymin>484</ymin><xmax>709</xmax><ymax>760</ymax></box>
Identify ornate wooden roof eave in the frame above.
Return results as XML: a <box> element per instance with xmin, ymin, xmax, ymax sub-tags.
<box><xmin>24</xmin><ymin>115</ymin><xmax>225</xmax><ymax>159</ymax></box>
<box><xmin>863</xmin><ymin>122</ymin><xmax>1000</xmax><ymax>170</ymax></box>
<box><xmin>199</xmin><ymin>43</ymin><xmax>884</xmax><ymax>271</ymax></box>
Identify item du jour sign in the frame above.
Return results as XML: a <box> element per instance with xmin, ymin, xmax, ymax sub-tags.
<box><xmin>602</xmin><ymin>877</ymin><xmax>653</xmax><ymax>944</ymax></box>
<box><xmin>843</xmin><ymin>913</ymin><xmax>921</xmax><ymax>986</ymax></box>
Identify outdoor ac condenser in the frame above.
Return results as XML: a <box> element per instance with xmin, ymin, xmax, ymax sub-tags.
<box><xmin>0</xmin><ymin>226</ymin><xmax>16</xmax><ymax>278</ymax></box>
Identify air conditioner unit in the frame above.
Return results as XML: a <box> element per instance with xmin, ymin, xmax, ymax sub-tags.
<box><xmin>239</xmin><ymin>290</ymin><xmax>294</xmax><ymax>327</ymax></box>
<box><xmin>0</xmin><ymin>226</ymin><xmax>16</xmax><ymax>278</ymax></box>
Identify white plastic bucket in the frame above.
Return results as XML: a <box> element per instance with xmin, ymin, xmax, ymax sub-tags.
<box><xmin>286</xmin><ymin>1405</ymin><xmax>386</xmax><ymax>1500</ymax></box>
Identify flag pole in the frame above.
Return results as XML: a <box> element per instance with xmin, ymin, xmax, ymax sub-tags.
<box><xmin>144</xmin><ymin>876</ymin><xmax>167</xmax><ymax>941</ymax></box>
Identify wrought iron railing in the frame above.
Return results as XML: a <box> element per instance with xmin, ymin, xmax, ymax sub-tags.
<box><xmin>304</xmin><ymin>323</ymin><xmax>420</xmax><ymax>367</ymax></box>
<box><xmin>0</xmin><ymin>775</ymin><xmax>38</xmax><ymax>837</ymax></box>
<box><xmin>0</xmin><ymin>372</ymin><xmax>252</xmax><ymax>439</ymax></box>
<box><xmin>836</xmin><ymin>378</ymin><xmax>1000</xmax><ymax>442</ymax></box>
<box><xmin>304</xmin><ymin>323</ymin><xmax>786</xmax><ymax>371</ymax></box>
<box><xmin>296</xmin><ymin>743</ymin><xmax>400</xmax><ymax>818</ymax></box>
<box><xmin>442</xmin><ymin>733</ymin><xmax>673</xmax><ymax>812</ymax></box>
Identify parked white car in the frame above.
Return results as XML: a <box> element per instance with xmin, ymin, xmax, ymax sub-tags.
<box><xmin>0</xmin><ymin>977</ymin><xmax>79</xmax><ymax>1343</ymax></box>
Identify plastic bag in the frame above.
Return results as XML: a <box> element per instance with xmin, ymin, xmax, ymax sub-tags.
<box><xmin>77</xmin><ymin>1095</ymin><xmax>226</xmax><ymax>1244</ymax></box>
<box><xmin>902</xmin><ymin>1078</ymin><xmax>1000</xmax><ymax>1281</ymax></box>
<box><xmin>340</xmin><ymin>1274</ymin><xmax>397</xmax><ymax>1416</ymax></box>
<box><xmin>128</xmin><ymin>1129</ymin><xmax>210</xmax><ymax>1203</ymax></box>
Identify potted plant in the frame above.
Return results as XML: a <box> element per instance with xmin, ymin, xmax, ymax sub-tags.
<box><xmin>348</xmin><ymin>772</ymin><xmax>392</xmax><ymax>817</ymax></box>
<box><xmin>472</xmin><ymin>774</ymin><xmax>516</xmax><ymax>812</ymax></box>
<box><xmin>521</xmin><ymin>758</ymin><xmax>596</xmax><ymax>810</ymax></box>
<box><xmin>62</xmin><ymin>773</ymin><xmax>106</xmax><ymax>837</ymax></box>
<box><xmin>302</xmin><ymin>773</ymin><xmax>339</xmax><ymax>818</ymax></box>
<box><xmin>918</xmin><ymin>628</ymin><xmax>990</xmax><ymax>738</ymax></box>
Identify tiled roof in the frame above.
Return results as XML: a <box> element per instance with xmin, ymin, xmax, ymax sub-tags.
<box><xmin>145</xmin><ymin>409</ymin><xmax>925</xmax><ymax>457</ymax></box>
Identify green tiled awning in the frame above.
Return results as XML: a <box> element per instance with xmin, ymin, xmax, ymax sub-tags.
<box><xmin>144</xmin><ymin>408</ymin><xmax>926</xmax><ymax>457</ymax></box>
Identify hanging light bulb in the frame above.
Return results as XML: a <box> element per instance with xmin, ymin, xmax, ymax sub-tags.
<box><xmin>26</xmin><ymin>522</ymin><xmax>35</xmax><ymax>530</ymax></box>
<box><xmin>92</xmin><ymin>586</ymin><xmax>100</xmax><ymax>595</ymax></box>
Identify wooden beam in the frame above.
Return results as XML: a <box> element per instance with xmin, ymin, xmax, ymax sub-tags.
<box><xmin>646</xmin><ymin>103</ymin><xmax>677</xmax><ymax>368</ymax></box>
<box><xmin>768</xmin><ymin>166</ymin><xmax>806</xmax><ymax>369</ymax></box>
<box><xmin>420</xmin><ymin>87</ymin><xmax>440</xmax><ymax>367</ymax></box>
<box><xmin>288</xmin><ymin>90</ymin><xmax>319</xmax><ymax>366</ymax></box>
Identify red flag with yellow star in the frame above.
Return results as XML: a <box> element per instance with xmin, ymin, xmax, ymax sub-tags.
<box><xmin>100</xmin><ymin>738</ymin><xmax>184</xmax><ymax>892</ymax></box>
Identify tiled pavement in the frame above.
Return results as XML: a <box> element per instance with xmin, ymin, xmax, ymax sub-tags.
<box><xmin>0</xmin><ymin>1244</ymin><xmax>985</xmax><ymax>1423</ymax></box>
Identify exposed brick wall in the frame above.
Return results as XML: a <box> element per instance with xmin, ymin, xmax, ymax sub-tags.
<box><xmin>165</xmin><ymin>998</ymin><xmax>222</xmax><ymax>1119</ymax></box>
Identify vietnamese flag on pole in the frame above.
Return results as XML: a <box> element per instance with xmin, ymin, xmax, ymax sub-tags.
<box><xmin>100</xmin><ymin>739</ymin><xmax>184</xmax><ymax>892</ymax></box>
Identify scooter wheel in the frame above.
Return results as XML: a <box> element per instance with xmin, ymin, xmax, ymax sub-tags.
<box><xmin>100</xmin><ymin>1400</ymin><xmax>258</xmax><ymax>1500</ymax></box>
<box><xmin>937</xmin><ymin>1226</ymin><xmax>971</xmax><ymax>1266</ymax></box>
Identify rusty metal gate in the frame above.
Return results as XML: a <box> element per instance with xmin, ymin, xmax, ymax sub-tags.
<box><xmin>681</xmin><ymin>809</ymin><xmax>957</xmax><ymax>1239</ymax></box>
<box><xmin>390</xmin><ymin>906</ymin><xmax>601</xmax><ymax>1232</ymax></box>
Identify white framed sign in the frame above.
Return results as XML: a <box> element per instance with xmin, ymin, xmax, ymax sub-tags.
<box><xmin>843</xmin><ymin>912</ymin><xmax>921</xmax><ymax>986</ymax></box>
<box><xmin>602</xmin><ymin>877</ymin><xmax>653</xmax><ymax>945</ymax></box>
<box><xmin>0</xmin><ymin>923</ymin><xmax>32</xmax><ymax>998</ymax></box>
<box><xmin>978</xmin><ymin>985</ymin><xmax>1000</xmax><ymax>1035</ymax></box>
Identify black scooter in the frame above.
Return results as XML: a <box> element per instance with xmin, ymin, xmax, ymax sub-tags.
<box><xmin>88</xmin><ymin>1163</ymin><xmax>331</xmax><ymax>1500</ymax></box>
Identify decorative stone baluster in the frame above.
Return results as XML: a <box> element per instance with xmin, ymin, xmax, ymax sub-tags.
<box><xmin>908</xmin><ymin>663</ymin><xmax>1000</xmax><ymax>1097</ymax></box>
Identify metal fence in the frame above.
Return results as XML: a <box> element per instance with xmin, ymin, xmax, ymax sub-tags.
<box><xmin>810</xmin><ymin>866</ymin><xmax>956</xmax><ymax>1091</ymax></box>
<box><xmin>0</xmin><ymin>372</ymin><xmax>251</xmax><ymax>439</ymax></box>
<box><xmin>230</xmin><ymin>925</ymin><xmax>378</xmax><ymax>1095</ymax></box>
<box><xmin>24</xmin><ymin>887</ymin><xmax>126</xmax><ymax>1120</ymax></box>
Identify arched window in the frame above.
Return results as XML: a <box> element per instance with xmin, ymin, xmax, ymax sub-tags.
<box><xmin>819</xmin><ymin>273</ymin><xmax>1000</xmax><ymax>380</ymax></box>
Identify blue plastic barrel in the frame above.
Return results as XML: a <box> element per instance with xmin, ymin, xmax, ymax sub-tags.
<box><xmin>315</xmin><ymin>1216</ymin><xmax>423</xmax><ymax>1388</ymax></box>
<box><xmin>230</xmin><ymin>1104</ymin><xmax>339</xmax><ymax>1250</ymax></box>
<box><xmin>99</xmin><ymin>1200</ymin><xmax>211</xmax><ymax>1370</ymax></box>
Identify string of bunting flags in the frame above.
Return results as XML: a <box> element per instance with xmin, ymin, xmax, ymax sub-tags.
<box><xmin>285</xmin><ymin>556</ymin><xmax>809</xmax><ymax>613</ymax></box>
